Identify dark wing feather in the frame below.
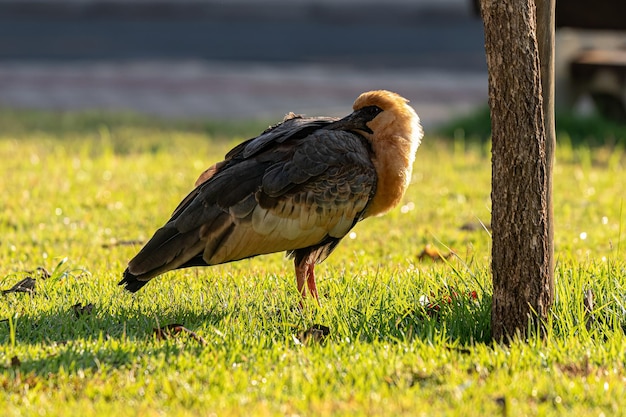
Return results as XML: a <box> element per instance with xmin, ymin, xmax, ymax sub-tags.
<box><xmin>236</xmin><ymin>116</ymin><xmax>338</xmax><ymax>159</ymax></box>
<box><xmin>120</xmin><ymin>118</ymin><xmax>376</xmax><ymax>292</ymax></box>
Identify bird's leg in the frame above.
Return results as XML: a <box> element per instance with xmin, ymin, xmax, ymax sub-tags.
<box><xmin>305</xmin><ymin>262</ymin><xmax>319</xmax><ymax>302</ymax></box>
<box><xmin>295</xmin><ymin>260</ymin><xmax>307</xmax><ymax>298</ymax></box>
<box><xmin>294</xmin><ymin>258</ymin><xmax>320</xmax><ymax>304</ymax></box>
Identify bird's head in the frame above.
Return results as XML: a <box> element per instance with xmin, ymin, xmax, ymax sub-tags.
<box><xmin>332</xmin><ymin>90</ymin><xmax>424</xmax><ymax>217</ymax></box>
<box><xmin>330</xmin><ymin>90</ymin><xmax>422</xmax><ymax>151</ymax></box>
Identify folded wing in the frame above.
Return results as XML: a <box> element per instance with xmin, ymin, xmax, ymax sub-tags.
<box><xmin>120</xmin><ymin>116</ymin><xmax>376</xmax><ymax>291</ymax></box>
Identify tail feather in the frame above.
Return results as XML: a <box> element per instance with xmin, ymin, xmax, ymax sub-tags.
<box><xmin>119</xmin><ymin>269</ymin><xmax>150</xmax><ymax>293</ymax></box>
<box><xmin>119</xmin><ymin>225</ymin><xmax>206</xmax><ymax>292</ymax></box>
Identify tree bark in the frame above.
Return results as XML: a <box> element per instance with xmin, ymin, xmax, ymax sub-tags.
<box><xmin>480</xmin><ymin>0</ymin><xmax>555</xmax><ymax>341</ymax></box>
<box><xmin>535</xmin><ymin>0</ymin><xmax>556</xmax><ymax>309</ymax></box>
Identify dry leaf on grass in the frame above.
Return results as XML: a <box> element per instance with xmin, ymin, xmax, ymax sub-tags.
<box><xmin>417</xmin><ymin>244</ymin><xmax>454</xmax><ymax>262</ymax></box>
<box><xmin>2</xmin><ymin>265</ymin><xmax>53</xmax><ymax>295</ymax></box>
<box><xmin>297</xmin><ymin>324</ymin><xmax>330</xmax><ymax>345</ymax></box>
<box><xmin>10</xmin><ymin>356</ymin><xmax>21</xmax><ymax>368</ymax></box>
<box><xmin>72</xmin><ymin>303</ymin><xmax>95</xmax><ymax>318</ymax></box>
<box><xmin>153</xmin><ymin>324</ymin><xmax>207</xmax><ymax>346</ymax></box>
<box><xmin>2</xmin><ymin>277</ymin><xmax>37</xmax><ymax>295</ymax></box>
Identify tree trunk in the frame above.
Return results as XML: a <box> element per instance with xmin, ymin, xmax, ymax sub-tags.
<box><xmin>535</xmin><ymin>0</ymin><xmax>556</xmax><ymax>310</ymax></box>
<box><xmin>480</xmin><ymin>0</ymin><xmax>555</xmax><ymax>341</ymax></box>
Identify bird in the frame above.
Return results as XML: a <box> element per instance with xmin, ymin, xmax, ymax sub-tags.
<box><xmin>119</xmin><ymin>90</ymin><xmax>423</xmax><ymax>302</ymax></box>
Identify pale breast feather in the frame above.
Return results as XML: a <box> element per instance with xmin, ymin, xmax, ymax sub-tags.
<box><xmin>253</xmin><ymin>129</ymin><xmax>376</xmax><ymax>238</ymax></box>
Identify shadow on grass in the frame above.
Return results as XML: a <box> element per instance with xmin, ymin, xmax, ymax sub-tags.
<box><xmin>342</xmin><ymin>293</ymin><xmax>493</xmax><ymax>346</ymax></box>
<box><xmin>0</xmin><ymin>301</ymin><xmax>229</xmax><ymax>373</ymax></box>
<box><xmin>1</xmin><ymin>289</ymin><xmax>494</xmax><ymax>375</ymax></box>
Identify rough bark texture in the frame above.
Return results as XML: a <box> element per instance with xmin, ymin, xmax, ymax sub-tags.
<box><xmin>480</xmin><ymin>0</ymin><xmax>554</xmax><ymax>341</ymax></box>
<box><xmin>535</xmin><ymin>0</ymin><xmax>556</xmax><ymax>307</ymax></box>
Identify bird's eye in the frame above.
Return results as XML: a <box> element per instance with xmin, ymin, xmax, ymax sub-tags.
<box><xmin>363</xmin><ymin>105</ymin><xmax>383</xmax><ymax>117</ymax></box>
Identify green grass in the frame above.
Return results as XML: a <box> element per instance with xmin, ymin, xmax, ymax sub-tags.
<box><xmin>1</xmin><ymin>109</ymin><xmax>625</xmax><ymax>416</ymax></box>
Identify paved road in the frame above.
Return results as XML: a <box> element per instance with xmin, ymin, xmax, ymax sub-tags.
<box><xmin>0</xmin><ymin>1</ymin><xmax>485</xmax><ymax>71</ymax></box>
<box><xmin>0</xmin><ymin>0</ymin><xmax>488</xmax><ymax>128</ymax></box>
<box><xmin>0</xmin><ymin>61</ymin><xmax>487</xmax><ymax>128</ymax></box>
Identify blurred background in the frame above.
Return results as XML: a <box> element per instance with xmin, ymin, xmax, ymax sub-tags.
<box><xmin>0</xmin><ymin>0</ymin><xmax>625</xmax><ymax>129</ymax></box>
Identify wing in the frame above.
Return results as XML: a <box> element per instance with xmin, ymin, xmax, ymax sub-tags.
<box><xmin>230</xmin><ymin>114</ymin><xmax>339</xmax><ymax>160</ymax></box>
<box><xmin>199</xmin><ymin>130</ymin><xmax>377</xmax><ymax>266</ymax></box>
<box><xmin>121</xmin><ymin>120</ymin><xmax>376</xmax><ymax>290</ymax></box>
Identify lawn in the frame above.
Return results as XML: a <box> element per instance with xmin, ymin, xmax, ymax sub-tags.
<box><xmin>0</xmin><ymin>109</ymin><xmax>624</xmax><ymax>416</ymax></box>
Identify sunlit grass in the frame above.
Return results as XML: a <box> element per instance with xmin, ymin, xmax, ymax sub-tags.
<box><xmin>0</xmin><ymin>111</ymin><xmax>624</xmax><ymax>416</ymax></box>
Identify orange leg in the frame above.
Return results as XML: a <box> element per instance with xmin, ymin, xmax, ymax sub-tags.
<box><xmin>295</xmin><ymin>259</ymin><xmax>320</xmax><ymax>304</ymax></box>
<box><xmin>305</xmin><ymin>262</ymin><xmax>319</xmax><ymax>301</ymax></box>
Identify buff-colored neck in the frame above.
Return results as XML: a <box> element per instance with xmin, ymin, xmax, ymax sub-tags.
<box><xmin>365</xmin><ymin>134</ymin><xmax>418</xmax><ymax>217</ymax></box>
<box><xmin>350</xmin><ymin>90</ymin><xmax>423</xmax><ymax>218</ymax></box>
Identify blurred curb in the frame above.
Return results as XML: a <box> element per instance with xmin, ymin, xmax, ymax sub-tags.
<box><xmin>0</xmin><ymin>0</ymin><xmax>473</xmax><ymax>22</ymax></box>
